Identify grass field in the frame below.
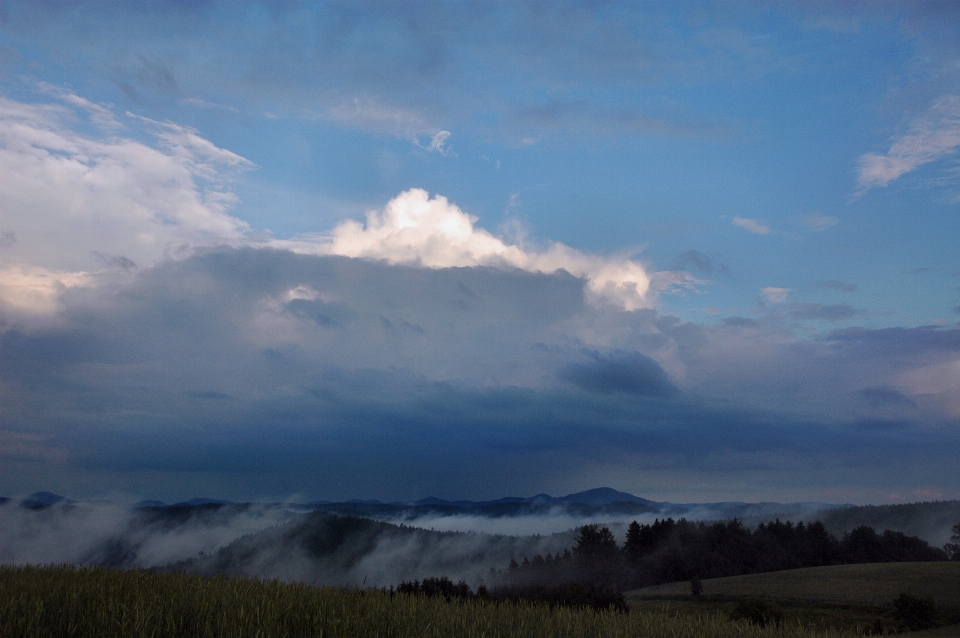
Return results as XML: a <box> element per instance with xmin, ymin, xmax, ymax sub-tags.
<box><xmin>625</xmin><ymin>562</ymin><xmax>960</xmax><ymax>636</ymax></box>
<box><xmin>0</xmin><ymin>565</ymin><xmax>866</xmax><ymax>638</ymax></box>
<box><xmin>625</xmin><ymin>562</ymin><xmax>960</xmax><ymax>608</ymax></box>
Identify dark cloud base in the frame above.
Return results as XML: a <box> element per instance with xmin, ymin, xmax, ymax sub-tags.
<box><xmin>1</xmin><ymin>248</ymin><xmax>959</xmax><ymax>503</ymax></box>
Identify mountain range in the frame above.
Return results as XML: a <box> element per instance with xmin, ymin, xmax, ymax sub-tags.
<box><xmin>7</xmin><ymin>487</ymin><xmax>847</xmax><ymax>523</ymax></box>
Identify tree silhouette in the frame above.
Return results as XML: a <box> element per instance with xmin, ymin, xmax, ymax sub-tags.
<box><xmin>945</xmin><ymin>523</ymin><xmax>960</xmax><ymax>561</ymax></box>
<box><xmin>573</xmin><ymin>524</ymin><xmax>619</xmax><ymax>560</ymax></box>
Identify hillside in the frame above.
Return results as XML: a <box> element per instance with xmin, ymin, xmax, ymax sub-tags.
<box><xmin>626</xmin><ymin>562</ymin><xmax>960</xmax><ymax>608</ymax></box>
<box><xmin>813</xmin><ymin>501</ymin><xmax>960</xmax><ymax>547</ymax></box>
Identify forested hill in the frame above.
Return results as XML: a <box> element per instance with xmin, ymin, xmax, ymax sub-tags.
<box><xmin>499</xmin><ymin>518</ymin><xmax>951</xmax><ymax>592</ymax></box>
<box><xmin>164</xmin><ymin>512</ymin><xmax>573</xmax><ymax>587</ymax></box>
<box><xmin>814</xmin><ymin>500</ymin><xmax>960</xmax><ymax>548</ymax></box>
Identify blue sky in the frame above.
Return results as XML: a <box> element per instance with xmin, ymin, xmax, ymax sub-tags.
<box><xmin>0</xmin><ymin>1</ymin><xmax>959</xmax><ymax>504</ymax></box>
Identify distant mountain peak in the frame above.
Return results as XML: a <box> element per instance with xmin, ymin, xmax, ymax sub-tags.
<box><xmin>21</xmin><ymin>491</ymin><xmax>71</xmax><ymax>508</ymax></box>
<box><xmin>559</xmin><ymin>488</ymin><xmax>660</xmax><ymax>506</ymax></box>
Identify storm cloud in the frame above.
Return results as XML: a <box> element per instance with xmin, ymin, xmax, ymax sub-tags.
<box><xmin>2</xmin><ymin>4</ymin><xmax>960</xmax><ymax>507</ymax></box>
<box><xmin>0</xmin><ymin>246</ymin><xmax>958</xmax><ymax>503</ymax></box>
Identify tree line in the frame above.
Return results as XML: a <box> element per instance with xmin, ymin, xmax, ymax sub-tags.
<box><xmin>494</xmin><ymin>517</ymin><xmax>952</xmax><ymax>591</ymax></box>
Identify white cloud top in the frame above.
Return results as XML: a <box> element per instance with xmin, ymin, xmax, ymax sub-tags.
<box><xmin>284</xmin><ymin>189</ymin><xmax>653</xmax><ymax>310</ymax></box>
<box><xmin>858</xmin><ymin>95</ymin><xmax>960</xmax><ymax>190</ymax></box>
<box><xmin>0</xmin><ymin>92</ymin><xmax>656</xmax><ymax>313</ymax></box>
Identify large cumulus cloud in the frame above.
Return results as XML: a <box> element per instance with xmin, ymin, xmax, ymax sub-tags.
<box><xmin>1</xmin><ymin>247</ymin><xmax>959</xmax><ymax>504</ymax></box>
<box><xmin>1</xmin><ymin>90</ymin><xmax>959</xmax><ymax>505</ymax></box>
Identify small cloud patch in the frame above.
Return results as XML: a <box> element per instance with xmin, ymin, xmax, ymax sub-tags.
<box><xmin>804</xmin><ymin>215</ymin><xmax>839</xmax><ymax>231</ymax></box>
<box><xmin>762</xmin><ymin>287</ymin><xmax>790</xmax><ymax>303</ymax></box>
<box><xmin>733</xmin><ymin>217</ymin><xmax>772</xmax><ymax>235</ymax></box>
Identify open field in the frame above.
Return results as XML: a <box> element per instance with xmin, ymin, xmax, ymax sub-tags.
<box><xmin>0</xmin><ymin>565</ymin><xmax>864</xmax><ymax>638</ymax></box>
<box><xmin>626</xmin><ymin>562</ymin><xmax>960</xmax><ymax>608</ymax></box>
<box><xmin>626</xmin><ymin>562</ymin><xmax>960</xmax><ymax>636</ymax></box>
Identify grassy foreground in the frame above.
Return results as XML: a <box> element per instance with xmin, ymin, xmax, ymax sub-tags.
<box><xmin>0</xmin><ymin>565</ymin><xmax>864</xmax><ymax>638</ymax></box>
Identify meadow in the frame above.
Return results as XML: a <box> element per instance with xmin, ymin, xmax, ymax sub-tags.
<box><xmin>626</xmin><ymin>562</ymin><xmax>960</xmax><ymax>636</ymax></box>
<box><xmin>625</xmin><ymin>562</ymin><xmax>960</xmax><ymax>607</ymax></box>
<box><xmin>1</xmin><ymin>565</ymin><xmax>866</xmax><ymax>638</ymax></box>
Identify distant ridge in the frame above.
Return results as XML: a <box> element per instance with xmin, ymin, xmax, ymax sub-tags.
<box><xmin>408</xmin><ymin>487</ymin><xmax>661</xmax><ymax>508</ymax></box>
<box><xmin>8</xmin><ymin>487</ymin><xmax>838</xmax><ymax>513</ymax></box>
<box><xmin>6</xmin><ymin>489</ymin><xmax>956</xmax><ymax>545</ymax></box>
<box><xmin>20</xmin><ymin>491</ymin><xmax>72</xmax><ymax>509</ymax></box>
<box><xmin>175</xmin><ymin>498</ymin><xmax>234</xmax><ymax>506</ymax></box>
<box><xmin>558</xmin><ymin>488</ymin><xmax>661</xmax><ymax>507</ymax></box>
<box><xmin>133</xmin><ymin>500</ymin><xmax>167</xmax><ymax>508</ymax></box>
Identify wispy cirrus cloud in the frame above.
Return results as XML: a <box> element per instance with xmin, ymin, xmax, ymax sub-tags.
<box><xmin>733</xmin><ymin>216</ymin><xmax>772</xmax><ymax>235</ymax></box>
<box><xmin>857</xmin><ymin>95</ymin><xmax>960</xmax><ymax>191</ymax></box>
<box><xmin>803</xmin><ymin>214</ymin><xmax>839</xmax><ymax>231</ymax></box>
<box><xmin>0</xmin><ymin>90</ymin><xmax>254</xmax><ymax>312</ymax></box>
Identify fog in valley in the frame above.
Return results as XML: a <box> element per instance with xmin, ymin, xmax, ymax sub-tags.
<box><xmin>2</xmin><ymin>492</ymin><xmax>958</xmax><ymax>588</ymax></box>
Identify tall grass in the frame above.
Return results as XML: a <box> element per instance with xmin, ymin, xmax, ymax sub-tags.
<box><xmin>0</xmin><ymin>565</ymin><xmax>863</xmax><ymax>637</ymax></box>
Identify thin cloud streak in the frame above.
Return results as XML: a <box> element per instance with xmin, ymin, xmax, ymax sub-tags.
<box><xmin>857</xmin><ymin>95</ymin><xmax>960</xmax><ymax>191</ymax></box>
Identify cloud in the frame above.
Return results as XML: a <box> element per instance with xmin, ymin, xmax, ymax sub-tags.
<box><xmin>0</xmin><ymin>2</ymin><xmax>770</xmax><ymax>142</ymax></box>
<box><xmin>762</xmin><ymin>287</ymin><xmax>790</xmax><ymax>303</ymax></box>
<box><xmin>0</xmin><ymin>430</ymin><xmax>64</xmax><ymax>462</ymax></box>
<box><xmin>722</xmin><ymin>316</ymin><xmax>759</xmax><ymax>328</ymax></box>
<box><xmin>803</xmin><ymin>215</ymin><xmax>839</xmax><ymax>231</ymax></box>
<box><xmin>733</xmin><ymin>217</ymin><xmax>772</xmax><ymax>235</ymax></box>
<box><xmin>898</xmin><ymin>358</ymin><xmax>960</xmax><ymax>416</ymax></box>
<box><xmin>36</xmin><ymin>82</ymin><xmax>122</xmax><ymax>130</ymax></box>
<box><xmin>0</xmin><ymin>92</ymin><xmax>254</xmax><ymax>313</ymax></box>
<box><xmin>0</xmin><ymin>502</ymin><xmax>293</xmax><ymax>568</ymax></box>
<box><xmin>0</xmin><ymin>264</ymin><xmax>90</xmax><ymax>314</ymax></box>
<box><xmin>508</xmin><ymin>100</ymin><xmax>731</xmax><ymax>140</ymax></box>
<box><xmin>90</xmin><ymin>252</ymin><xmax>137</xmax><ymax>271</ymax></box>
<box><xmin>561</xmin><ymin>350</ymin><xmax>677</xmax><ymax>397</ymax></box>
<box><xmin>283</xmin><ymin>189</ymin><xmax>656</xmax><ymax>311</ymax></box>
<box><xmin>420</xmin><ymin>130</ymin><xmax>452</xmax><ymax>154</ymax></box>
<box><xmin>0</xmin><ymin>249</ymin><xmax>959</xmax><ymax>501</ymax></box>
<box><xmin>320</xmin><ymin>97</ymin><xmax>434</xmax><ymax>137</ymax></box>
<box><xmin>0</xmin><ymin>92</ymin><xmax>676</xmax><ymax>314</ymax></box>
<box><xmin>674</xmin><ymin>249</ymin><xmax>728</xmax><ymax>276</ymax></box>
<box><xmin>857</xmin><ymin>95</ymin><xmax>960</xmax><ymax>191</ymax></box>
<box><xmin>856</xmin><ymin>386</ymin><xmax>917</xmax><ymax>409</ymax></box>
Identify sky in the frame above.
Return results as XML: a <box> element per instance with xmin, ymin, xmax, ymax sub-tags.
<box><xmin>0</xmin><ymin>1</ymin><xmax>959</xmax><ymax>505</ymax></box>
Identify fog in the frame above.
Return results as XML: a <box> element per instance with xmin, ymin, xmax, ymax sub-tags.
<box><xmin>0</xmin><ymin>502</ymin><xmax>293</xmax><ymax>568</ymax></box>
<box><xmin>2</xmin><ymin>498</ymin><xmax>956</xmax><ymax>589</ymax></box>
<box><xmin>0</xmin><ymin>502</ymin><xmax>577</xmax><ymax>587</ymax></box>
